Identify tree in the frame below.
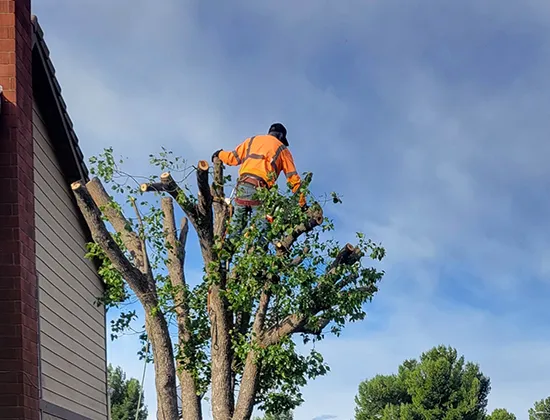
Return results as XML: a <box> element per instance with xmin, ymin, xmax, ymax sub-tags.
<box><xmin>488</xmin><ymin>408</ymin><xmax>517</xmax><ymax>420</ymax></box>
<box><xmin>254</xmin><ymin>409</ymin><xmax>293</xmax><ymax>420</ymax></box>
<box><xmin>108</xmin><ymin>364</ymin><xmax>148</xmax><ymax>420</ymax></box>
<box><xmin>72</xmin><ymin>148</ymin><xmax>385</xmax><ymax>420</ymax></box>
<box><xmin>355</xmin><ymin>345</ymin><xmax>491</xmax><ymax>420</ymax></box>
<box><xmin>529</xmin><ymin>396</ymin><xmax>550</xmax><ymax>420</ymax></box>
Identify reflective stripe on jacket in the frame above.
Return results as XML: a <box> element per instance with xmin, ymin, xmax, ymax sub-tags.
<box><xmin>218</xmin><ymin>134</ymin><xmax>301</xmax><ymax>192</ymax></box>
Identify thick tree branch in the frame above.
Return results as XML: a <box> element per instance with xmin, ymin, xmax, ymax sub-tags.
<box><xmin>162</xmin><ymin>198</ymin><xmax>190</xmax><ymax>321</ymax></box>
<box><xmin>161</xmin><ymin>198</ymin><xmax>202</xmax><ymax>420</ymax></box>
<box><xmin>140</xmin><ymin>182</ymin><xmax>165</xmax><ymax>193</ymax></box>
<box><xmin>275</xmin><ymin>206</ymin><xmax>324</xmax><ymax>255</ymax></box>
<box><xmin>130</xmin><ymin>196</ymin><xmax>151</xmax><ymax>281</ymax></box>
<box><xmin>328</xmin><ymin>243</ymin><xmax>357</xmax><ymax>271</ymax></box>
<box><xmin>71</xmin><ymin>181</ymin><xmax>148</xmax><ymax>294</ymax></box>
<box><xmin>290</xmin><ymin>246</ymin><xmax>310</xmax><ymax>267</ymax></box>
<box><xmin>260</xmin><ymin>244</ymin><xmax>363</xmax><ymax>346</ymax></box>
<box><xmin>196</xmin><ymin>160</ymin><xmax>215</xmax><ymax>263</ymax></box>
<box><xmin>233</xmin><ymin>277</ymin><xmax>275</xmax><ymax>420</ymax></box>
<box><xmin>211</xmin><ymin>157</ymin><xmax>230</xmax><ymax>240</ymax></box>
<box><xmin>86</xmin><ymin>177</ymin><xmax>150</xmax><ymax>276</ymax></box>
<box><xmin>197</xmin><ymin>160</ymin><xmax>213</xmax><ymax>225</ymax></box>
<box><xmin>74</xmin><ymin>180</ymin><xmax>179</xmax><ymax>419</ymax></box>
<box><xmin>140</xmin><ymin>172</ymin><xmax>200</xmax><ymax>225</ymax></box>
<box><xmin>294</xmin><ymin>317</ymin><xmax>331</xmax><ymax>335</ymax></box>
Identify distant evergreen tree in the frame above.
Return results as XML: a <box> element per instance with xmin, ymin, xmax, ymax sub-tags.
<box><xmin>529</xmin><ymin>396</ymin><xmax>550</xmax><ymax>420</ymax></box>
<box><xmin>254</xmin><ymin>409</ymin><xmax>293</xmax><ymax>420</ymax></box>
<box><xmin>108</xmin><ymin>364</ymin><xmax>148</xmax><ymax>420</ymax></box>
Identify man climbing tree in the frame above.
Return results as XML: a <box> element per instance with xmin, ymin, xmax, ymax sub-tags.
<box><xmin>72</xmin><ymin>147</ymin><xmax>385</xmax><ymax>420</ymax></box>
<box><xmin>212</xmin><ymin>123</ymin><xmax>306</xmax><ymax>248</ymax></box>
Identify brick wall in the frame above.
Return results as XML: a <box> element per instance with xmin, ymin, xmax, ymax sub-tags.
<box><xmin>0</xmin><ymin>0</ymin><xmax>39</xmax><ymax>419</ymax></box>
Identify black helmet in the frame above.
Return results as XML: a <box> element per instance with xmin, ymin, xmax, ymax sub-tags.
<box><xmin>268</xmin><ymin>123</ymin><xmax>288</xmax><ymax>146</ymax></box>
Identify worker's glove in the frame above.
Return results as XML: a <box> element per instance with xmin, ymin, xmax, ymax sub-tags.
<box><xmin>212</xmin><ymin>149</ymin><xmax>222</xmax><ymax>162</ymax></box>
<box><xmin>298</xmin><ymin>193</ymin><xmax>306</xmax><ymax>208</ymax></box>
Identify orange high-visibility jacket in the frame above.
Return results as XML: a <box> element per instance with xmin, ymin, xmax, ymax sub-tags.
<box><xmin>218</xmin><ymin>134</ymin><xmax>301</xmax><ymax>192</ymax></box>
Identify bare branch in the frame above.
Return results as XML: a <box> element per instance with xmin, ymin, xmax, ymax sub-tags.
<box><xmin>86</xmin><ymin>177</ymin><xmax>149</xmax><ymax>274</ymax></box>
<box><xmin>212</xmin><ymin>157</ymin><xmax>230</xmax><ymax>239</ymax></box>
<box><xmin>161</xmin><ymin>198</ymin><xmax>189</xmax><ymax>314</ymax></box>
<box><xmin>212</xmin><ymin>157</ymin><xmax>225</xmax><ymax>199</ymax></box>
<box><xmin>178</xmin><ymin>217</ymin><xmax>189</xmax><ymax>257</ymax></box>
<box><xmin>197</xmin><ymin>160</ymin><xmax>212</xmax><ymax>213</ymax></box>
<box><xmin>71</xmin><ymin>181</ymin><xmax>148</xmax><ymax>294</ymax></box>
<box><xmin>161</xmin><ymin>198</ymin><xmax>202</xmax><ymax>420</ymax></box>
<box><xmin>130</xmin><ymin>197</ymin><xmax>150</xmax><ymax>278</ymax></box>
<box><xmin>160</xmin><ymin>172</ymin><xmax>199</xmax><ymax>220</ymax></box>
<box><xmin>140</xmin><ymin>171</ymin><xmax>203</xmax><ymax>237</ymax></box>
<box><xmin>140</xmin><ymin>182</ymin><xmax>165</xmax><ymax>193</ymax></box>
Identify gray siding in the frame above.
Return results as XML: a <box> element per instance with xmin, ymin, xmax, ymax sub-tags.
<box><xmin>33</xmin><ymin>100</ymin><xmax>108</xmax><ymax>420</ymax></box>
<box><xmin>43</xmin><ymin>414</ymin><xmax>64</xmax><ymax>420</ymax></box>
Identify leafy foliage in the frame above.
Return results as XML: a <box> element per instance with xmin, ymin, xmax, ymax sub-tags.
<box><xmin>529</xmin><ymin>396</ymin><xmax>550</xmax><ymax>420</ymax></box>
<box><xmin>355</xmin><ymin>345</ymin><xmax>491</xmax><ymax>420</ymax></box>
<box><xmin>254</xmin><ymin>409</ymin><xmax>293</xmax><ymax>420</ymax></box>
<box><xmin>85</xmin><ymin>147</ymin><xmax>385</xmax><ymax>415</ymax></box>
<box><xmin>488</xmin><ymin>408</ymin><xmax>517</xmax><ymax>420</ymax></box>
<box><xmin>108</xmin><ymin>364</ymin><xmax>148</xmax><ymax>420</ymax></box>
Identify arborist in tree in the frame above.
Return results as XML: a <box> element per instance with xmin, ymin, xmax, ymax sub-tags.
<box><xmin>212</xmin><ymin>123</ymin><xmax>306</xmax><ymax>247</ymax></box>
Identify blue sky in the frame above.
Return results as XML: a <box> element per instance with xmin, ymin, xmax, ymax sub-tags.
<box><xmin>35</xmin><ymin>1</ymin><xmax>550</xmax><ymax>419</ymax></box>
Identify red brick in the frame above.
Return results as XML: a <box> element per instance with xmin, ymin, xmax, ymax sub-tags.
<box><xmin>0</xmin><ymin>167</ymin><xmax>16</xmax><ymax>180</ymax></box>
<box><xmin>0</xmin><ymin>13</ymin><xmax>15</xmax><ymax>26</ymax></box>
<box><xmin>0</xmin><ymin>253</ymin><xmax>16</xmax><ymax>265</ymax></box>
<box><xmin>0</xmin><ymin>5</ymin><xmax>37</xmax><ymax>419</ymax></box>
<box><xmin>0</xmin><ymin>37</ymin><xmax>13</xmax><ymax>51</ymax></box>
<box><xmin>0</xmin><ymin>229</ymin><xmax>15</xmax><ymax>241</ymax></box>
<box><xmin>0</xmin><ymin>313</ymin><xmax>22</xmax><ymax>327</ymax></box>
<box><xmin>0</xmin><ymin>265</ymin><xmax>21</xmax><ymax>278</ymax></box>
<box><xmin>0</xmin><ymin>51</ymin><xmax>13</xmax><ymax>63</ymax></box>
<box><xmin>0</xmin><ymin>338</ymin><xmax>23</xmax><ymax>355</ymax></box>
<box><xmin>0</xmin><ymin>25</ymin><xmax>14</xmax><ymax>39</ymax></box>
<box><xmin>0</xmin><ymin>322</ymin><xmax>17</xmax><ymax>337</ymax></box>
<box><xmin>0</xmin><ymin>153</ymin><xmax>13</xmax><ymax>166</ymax></box>
<box><xmin>0</xmin><ymin>276</ymin><xmax>18</xmax><ymax>289</ymax></box>
<box><xmin>0</xmin><ymin>204</ymin><xmax>14</xmax><ymax>216</ymax></box>
<box><xmin>0</xmin><ymin>393</ymin><xmax>23</xmax><ymax>407</ymax></box>
<box><xmin>0</xmin><ymin>2</ymin><xmax>15</xmax><ymax>14</ymax></box>
<box><xmin>0</xmin><ymin>407</ymin><xmax>24</xmax><ymax>418</ymax></box>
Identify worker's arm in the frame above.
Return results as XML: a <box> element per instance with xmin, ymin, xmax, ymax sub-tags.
<box><xmin>279</xmin><ymin>148</ymin><xmax>302</xmax><ymax>194</ymax></box>
<box><xmin>217</xmin><ymin>138</ymin><xmax>250</xmax><ymax>166</ymax></box>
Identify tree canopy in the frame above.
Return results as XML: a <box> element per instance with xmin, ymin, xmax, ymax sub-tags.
<box><xmin>73</xmin><ymin>148</ymin><xmax>385</xmax><ymax>420</ymax></box>
<box><xmin>487</xmin><ymin>408</ymin><xmax>517</xmax><ymax>420</ymax></box>
<box><xmin>253</xmin><ymin>409</ymin><xmax>293</xmax><ymax>420</ymax></box>
<box><xmin>529</xmin><ymin>396</ymin><xmax>550</xmax><ymax>420</ymax></box>
<box><xmin>108</xmin><ymin>364</ymin><xmax>148</xmax><ymax>420</ymax></box>
<box><xmin>354</xmin><ymin>345</ymin><xmax>491</xmax><ymax>420</ymax></box>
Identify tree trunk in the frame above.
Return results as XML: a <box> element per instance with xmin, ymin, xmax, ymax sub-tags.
<box><xmin>209</xmin><ymin>284</ymin><xmax>234</xmax><ymax>420</ymax></box>
<box><xmin>233</xmin><ymin>284</ymin><xmax>272</xmax><ymax>420</ymax></box>
<box><xmin>179</xmin><ymin>372</ymin><xmax>202</xmax><ymax>420</ymax></box>
<box><xmin>232</xmin><ymin>351</ymin><xmax>260</xmax><ymax>420</ymax></box>
<box><xmin>143</xmin><ymin>302</ymin><xmax>180</xmax><ymax>420</ymax></box>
